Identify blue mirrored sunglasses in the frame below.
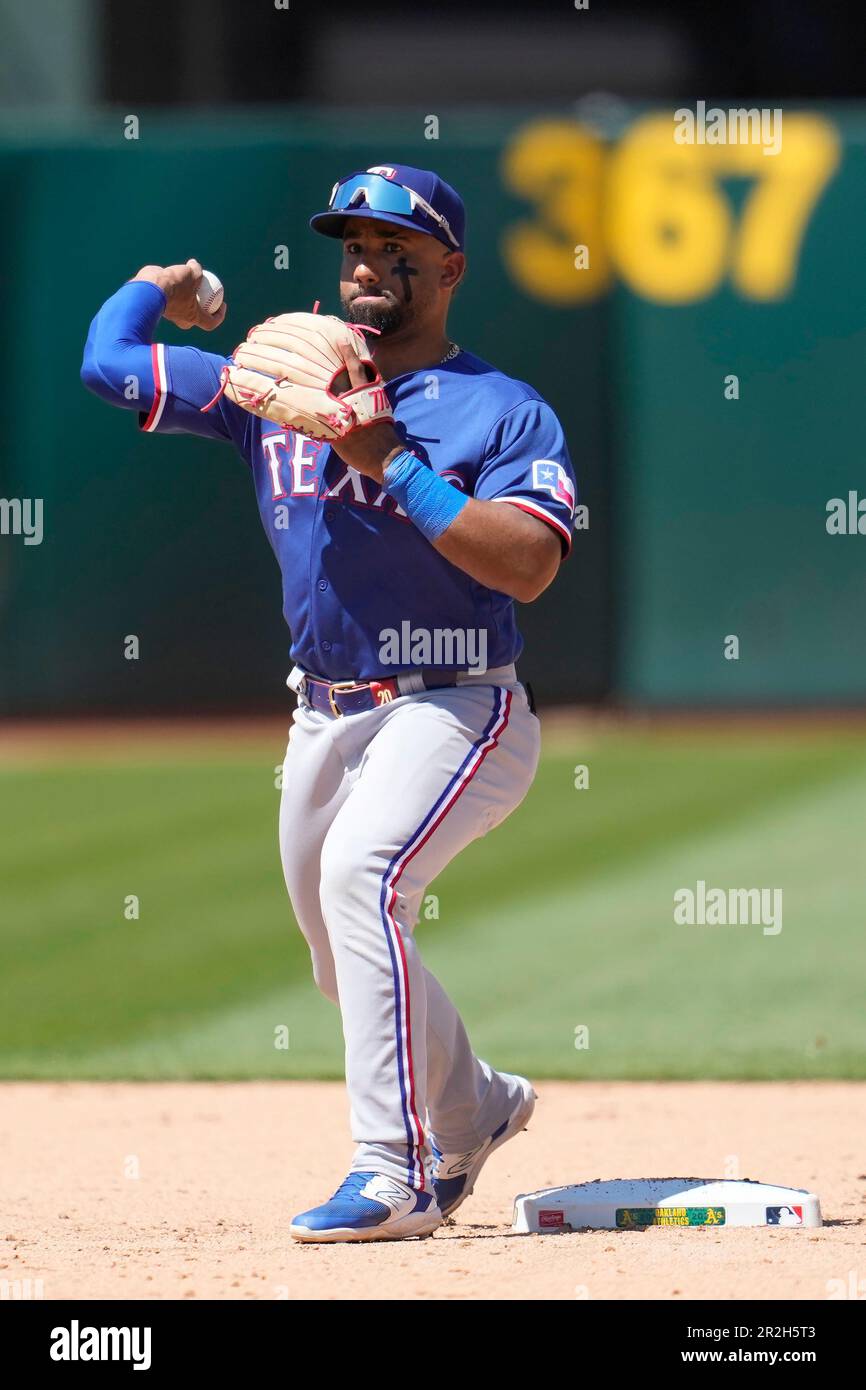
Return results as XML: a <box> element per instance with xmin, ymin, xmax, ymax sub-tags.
<box><xmin>328</xmin><ymin>173</ymin><xmax>459</xmax><ymax>249</ymax></box>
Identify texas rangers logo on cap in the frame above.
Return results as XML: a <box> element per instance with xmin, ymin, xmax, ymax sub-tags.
<box><xmin>533</xmin><ymin>459</ymin><xmax>575</xmax><ymax>514</ymax></box>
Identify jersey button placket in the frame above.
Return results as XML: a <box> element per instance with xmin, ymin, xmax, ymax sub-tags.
<box><xmin>311</xmin><ymin>447</ymin><xmax>332</xmax><ymax>671</ymax></box>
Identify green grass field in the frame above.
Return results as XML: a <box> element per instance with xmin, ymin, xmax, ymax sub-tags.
<box><xmin>1</xmin><ymin>723</ymin><xmax>864</xmax><ymax>1080</ymax></box>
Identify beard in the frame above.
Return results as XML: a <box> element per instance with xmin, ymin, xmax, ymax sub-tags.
<box><xmin>342</xmin><ymin>290</ymin><xmax>407</xmax><ymax>336</ymax></box>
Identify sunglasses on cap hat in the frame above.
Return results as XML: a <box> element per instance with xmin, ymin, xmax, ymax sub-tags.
<box><xmin>327</xmin><ymin>172</ymin><xmax>461</xmax><ymax>250</ymax></box>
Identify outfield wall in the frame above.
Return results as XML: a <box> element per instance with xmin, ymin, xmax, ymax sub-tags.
<box><xmin>0</xmin><ymin>105</ymin><xmax>862</xmax><ymax>711</ymax></box>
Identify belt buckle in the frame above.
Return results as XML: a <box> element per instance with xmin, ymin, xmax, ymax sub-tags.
<box><xmin>327</xmin><ymin>679</ymin><xmax>361</xmax><ymax>718</ymax></box>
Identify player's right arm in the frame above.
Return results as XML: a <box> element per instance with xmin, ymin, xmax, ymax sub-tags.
<box><xmin>80</xmin><ymin>259</ymin><xmax>249</xmax><ymax>449</ymax></box>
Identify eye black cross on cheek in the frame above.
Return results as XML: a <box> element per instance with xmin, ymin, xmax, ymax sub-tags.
<box><xmin>391</xmin><ymin>256</ymin><xmax>419</xmax><ymax>302</ymax></box>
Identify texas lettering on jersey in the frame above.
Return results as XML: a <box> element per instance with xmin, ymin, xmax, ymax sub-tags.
<box><xmin>262</xmin><ymin>430</ymin><xmax>409</xmax><ymax>519</ymax></box>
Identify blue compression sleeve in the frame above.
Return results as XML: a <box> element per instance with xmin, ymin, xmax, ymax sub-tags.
<box><xmin>80</xmin><ymin>280</ymin><xmax>166</xmax><ymax>407</ymax></box>
<box><xmin>382</xmin><ymin>449</ymin><xmax>469</xmax><ymax>542</ymax></box>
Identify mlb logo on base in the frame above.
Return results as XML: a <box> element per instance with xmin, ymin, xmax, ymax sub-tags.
<box><xmin>766</xmin><ymin>1205</ymin><xmax>803</xmax><ymax>1225</ymax></box>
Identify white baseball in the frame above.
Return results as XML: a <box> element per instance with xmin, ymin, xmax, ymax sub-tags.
<box><xmin>197</xmin><ymin>269</ymin><xmax>224</xmax><ymax>315</ymax></box>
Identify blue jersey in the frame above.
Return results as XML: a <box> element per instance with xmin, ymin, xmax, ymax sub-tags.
<box><xmin>82</xmin><ymin>281</ymin><xmax>577</xmax><ymax>681</ymax></box>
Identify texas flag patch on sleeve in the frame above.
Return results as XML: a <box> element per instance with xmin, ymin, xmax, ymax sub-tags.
<box><xmin>532</xmin><ymin>459</ymin><xmax>575</xmax><ymax>515</ymax></box>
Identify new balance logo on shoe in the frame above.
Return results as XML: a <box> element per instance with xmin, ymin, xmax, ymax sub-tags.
<box><xmin>361</xmin><ymin>1176</ymin><xmax>415</xmax><ymax>1210</ymax></box>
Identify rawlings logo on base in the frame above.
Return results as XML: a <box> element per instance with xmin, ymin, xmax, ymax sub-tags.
<box><xmin>538</xmin><ymin>1209</ymin><xmax>565</xmax><ymax>1227</ymax></box>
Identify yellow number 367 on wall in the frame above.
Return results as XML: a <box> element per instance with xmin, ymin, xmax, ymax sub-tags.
<box><xmin>500</xmin><ymin>112</ymin><xmax>840</xmax><ymax>306</ymax></box>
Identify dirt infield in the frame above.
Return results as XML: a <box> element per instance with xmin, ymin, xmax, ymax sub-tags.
<box><xmin>2</xmin><ymin>1081</ymin><xmax>861</xmax><ymax>1301</ymax></box>
<box><xmin>3</xmin><ymin>708</ymin><xmax>866</xmax><ymax>763</ymax></box>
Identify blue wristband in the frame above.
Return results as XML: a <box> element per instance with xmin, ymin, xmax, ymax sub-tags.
<box><xmin>382</xmin><ymin>449</ymin><xmax>469</xmax><ymax>542</ymax></box>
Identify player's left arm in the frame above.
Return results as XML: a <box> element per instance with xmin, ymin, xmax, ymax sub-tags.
<box><xmin>426</xmin><ymin>494</ymin><xmax>562</xmax><ymax>602</ymax></box>
<box><xmin>332</xmin><ymin>400</ymin><xmax>575</xmax><ymax>602</ymax></box>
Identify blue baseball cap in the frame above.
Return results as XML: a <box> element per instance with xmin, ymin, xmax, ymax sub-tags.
<box><xmin>310</xmin><ymin>164</ymin><xmax>465</xmax><ymax>252</ymax></box>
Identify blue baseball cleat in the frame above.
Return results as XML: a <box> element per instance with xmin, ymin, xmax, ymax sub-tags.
<box><xmin>431</xmin><ymin>1073</ymin><xmax>537</xmax><ymax>1219</ymax></box>
<box><xmin>289</xmin><ymin>1172</ymin><xmax>443</xmax><ymax>1243</ymax></box>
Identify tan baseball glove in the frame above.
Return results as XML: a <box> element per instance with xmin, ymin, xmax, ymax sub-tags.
<box><xmin>203</xmin><ymin>310</ymin><xmax>392</xmax><ymax>440</ymax></box>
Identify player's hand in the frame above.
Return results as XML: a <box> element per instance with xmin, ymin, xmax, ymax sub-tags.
<box><xmin>329</xmin><ymin>421</ymin><xmax>405</xmax><ymax>482</ymax></box>
<box><xmin>132</xmin><ymin>259</ymin><xmax>226</xmax><ymax>332</ymax></box>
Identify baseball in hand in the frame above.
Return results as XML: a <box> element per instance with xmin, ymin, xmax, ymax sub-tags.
<box><xmin>196</xmin><ymin>269</ymin><xmax>224</xmax><ymax>316</ymax></box>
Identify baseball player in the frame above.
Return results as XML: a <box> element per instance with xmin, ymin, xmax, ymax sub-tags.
<box><xmin>81</xmin><ymin>163</ymin><xmax>576</xmax><ymax>1243</ymax></box>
